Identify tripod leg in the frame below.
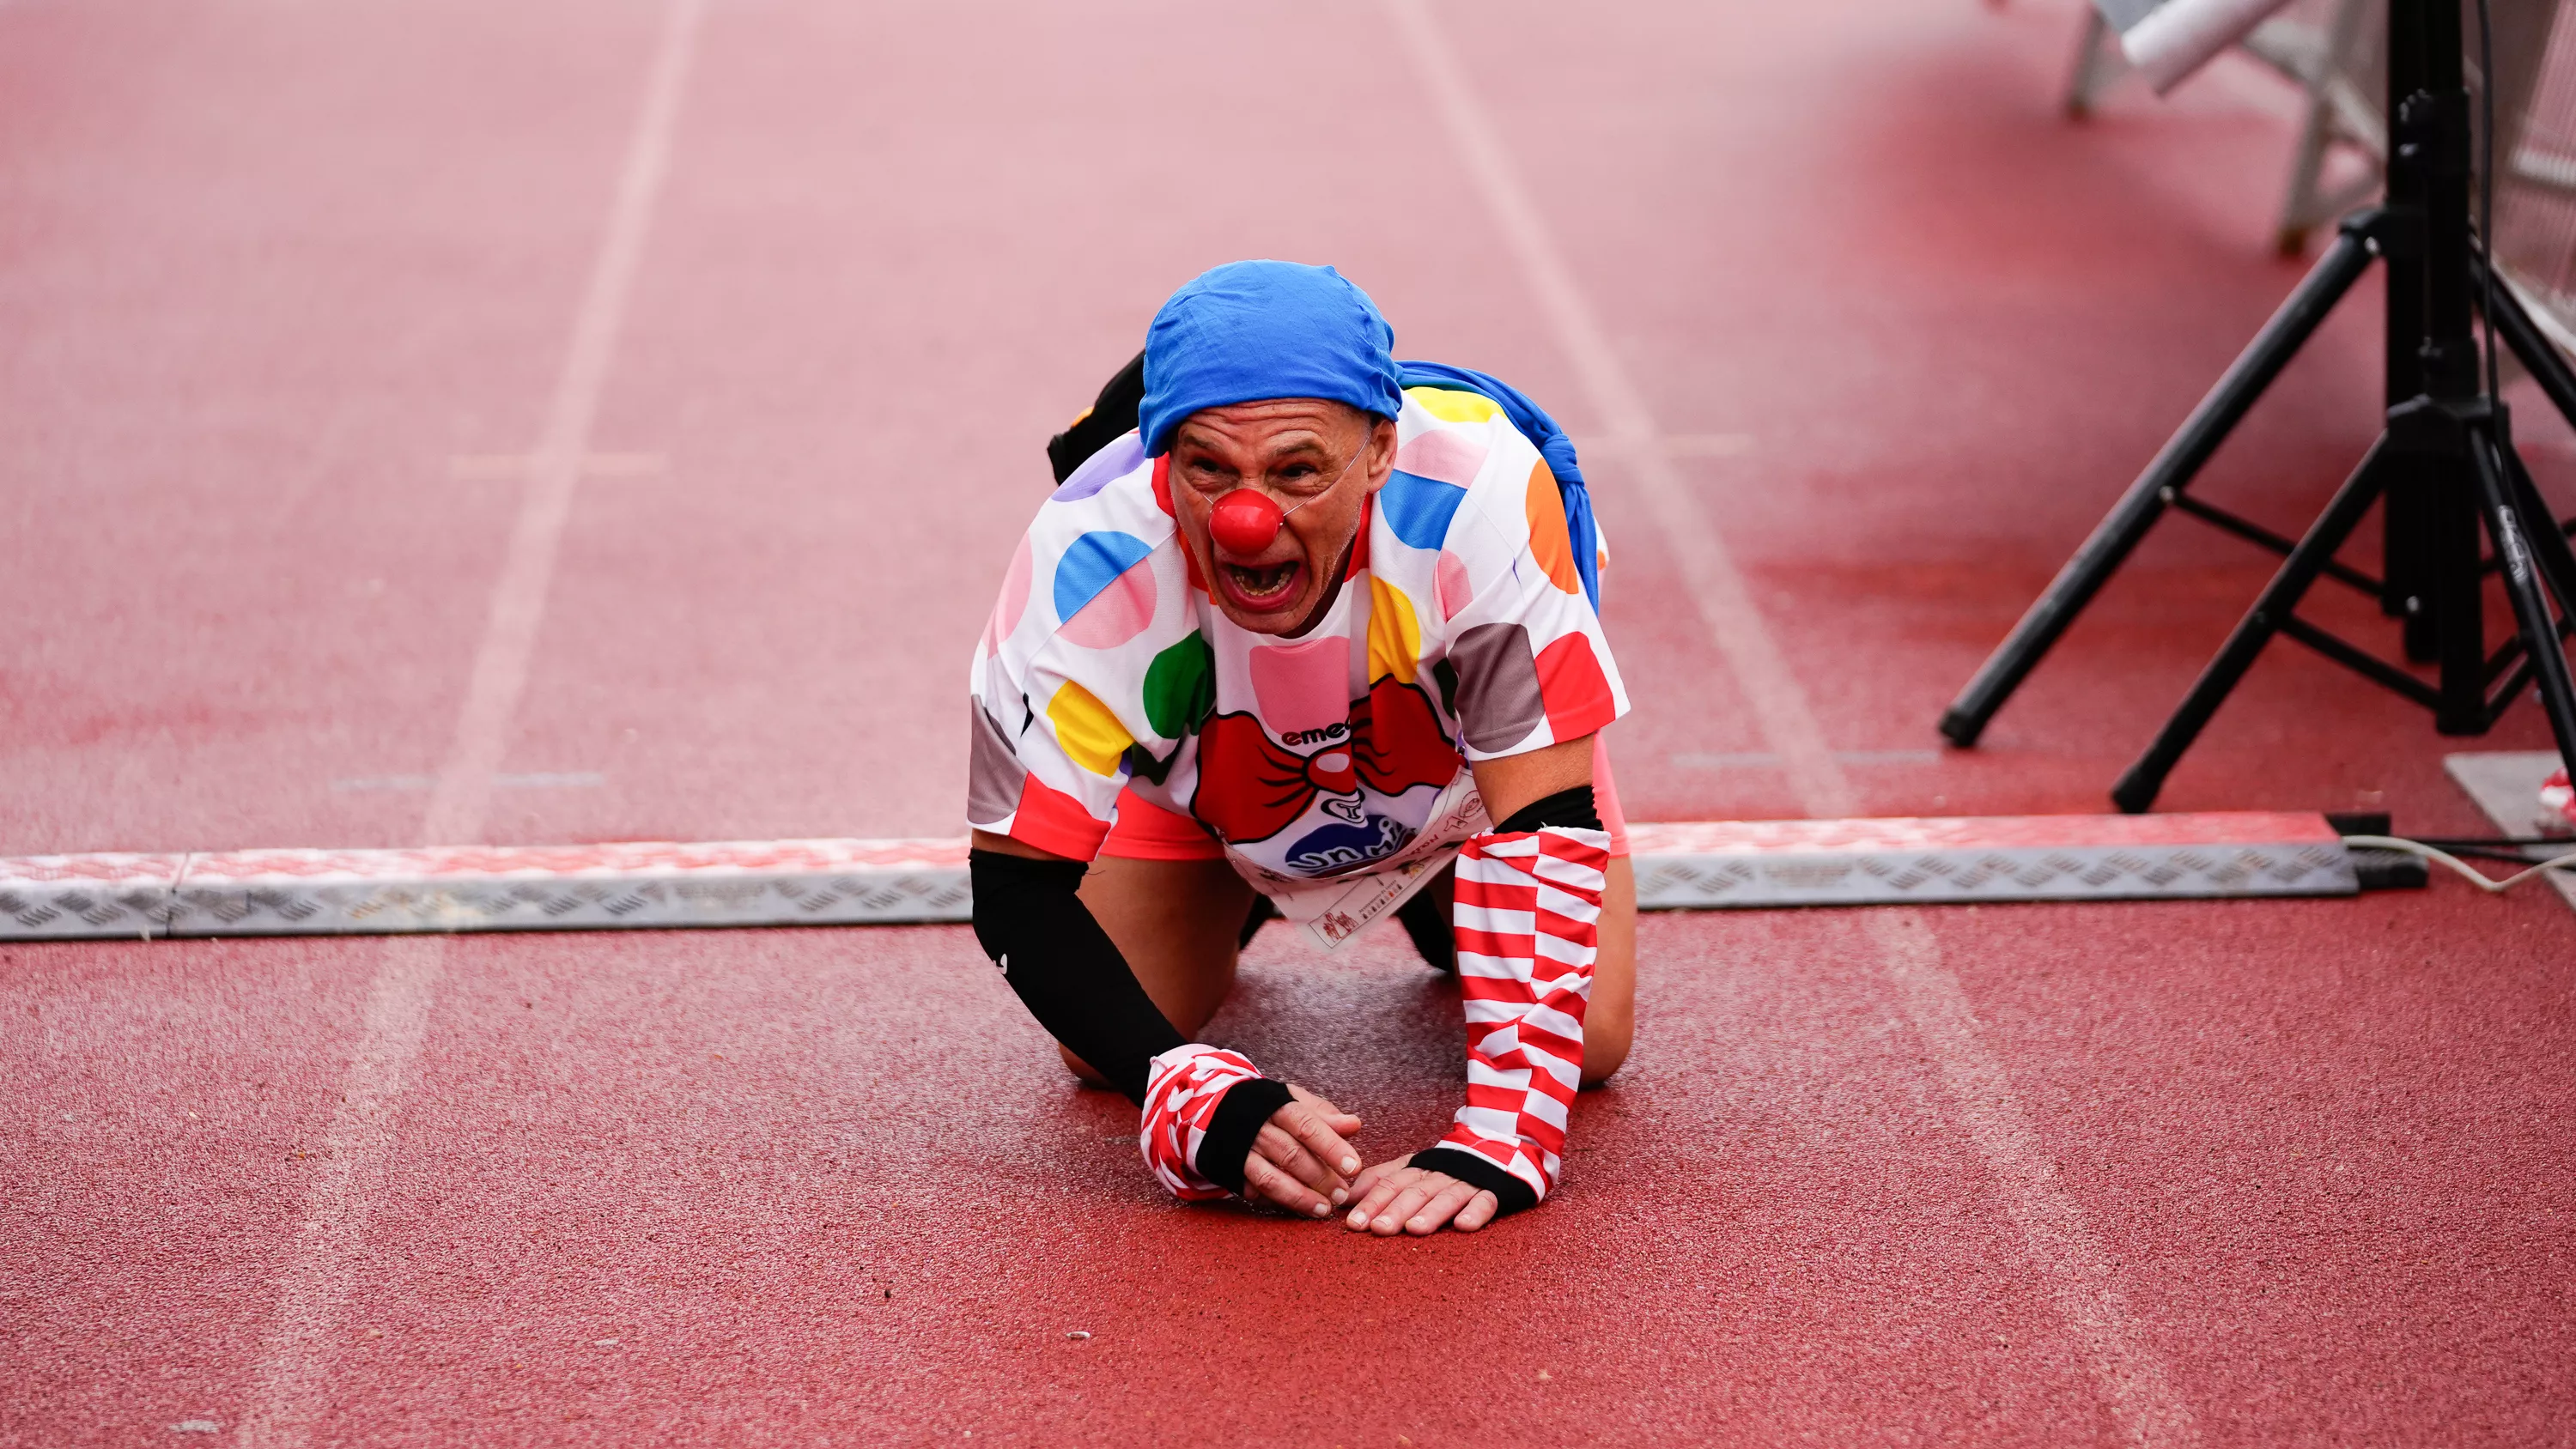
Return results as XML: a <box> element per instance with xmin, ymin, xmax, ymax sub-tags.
<box><xmin>2385</xmin><ymin>0</ymin><xmax>2433</xmax><ymax>652</ymax></box>
<box><xmin>2065</xmin><ymin>8</ymin><xmax>2117</xmax><ymax>118</ymax></box>
<box><xmin>2111</xmin><ymin>439</ymin><xmax>2396</xmax><ymax>813</ymax></box>
<box><xmin>1939</xmin><ymin>223</ymin><xmax>2379</xmax><ymax>747</ymax></box>
<box><xmin>2505</xmin><ymin>446</ymin><xmax>2576</xmax><ymax>613</ymax></box>
<box><xmin>2429</xmin><ymin>441</ymin><xmax>2489</xmax><ymax>733</ymax></box>
<box><xmin>2473</xmin><ymin>248</ymin><xmax>2576</xmax><ymax>439</ymax></box>
<box><xmin>2470</xmin><ymin>432</ymin><xmax>2576</xmax><ymax>770</ymax></box>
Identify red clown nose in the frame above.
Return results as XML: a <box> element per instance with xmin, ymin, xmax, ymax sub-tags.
<box><xmin>1208</xmin><ymin>488</ymin><xmax>1286</xmax><ymax>555</ymax></box>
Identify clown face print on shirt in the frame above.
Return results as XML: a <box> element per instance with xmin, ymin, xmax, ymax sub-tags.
<box><xmin>1192</xmin><ymin>630</ymin><xmax>1461</xmax><ymax>875</ymax></box>
<box><xmin>967</xmin><ymin>382</ymin><xmax>1627</xmax><ymax>885</ymax></box>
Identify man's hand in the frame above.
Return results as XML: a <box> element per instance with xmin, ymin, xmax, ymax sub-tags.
<box><xmin>1340</xmin><ymin>1158</ymin><xmax>1500</xmax><ymax>1236</ymax></box>
<box><xmin>1237</xmin><ymin>1084</ymin><xmax>1364</xmax><ymax>1218</ymax></box>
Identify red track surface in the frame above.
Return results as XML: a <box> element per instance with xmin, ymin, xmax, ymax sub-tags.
<box><xmin>3</xmin><ymin>0</ymin><xmax>2571</xmax><ymax>1445</ymax></box>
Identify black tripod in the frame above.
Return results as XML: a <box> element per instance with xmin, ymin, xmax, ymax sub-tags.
<box><xmin>1937</xmin><ymin>0</ymin><xmax>2576</xmax><ymax>813</ymax></box>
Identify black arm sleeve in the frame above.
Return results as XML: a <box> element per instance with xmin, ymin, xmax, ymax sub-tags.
<box><xmin>969</xmin><ymin>849</ymin><xmax>1184</xmax><ymax>1104</ymax></box>
<box><xmin>1194</xmin><ymin>1077</ymin><xmax>1293</xmax><ymax>1195</ymax></box>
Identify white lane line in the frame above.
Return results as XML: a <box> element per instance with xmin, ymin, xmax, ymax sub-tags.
<box><xmin>1875</xmin><ymin>912</ymin><xmax>2199</xmax><ymax>1446</ymax></box>
<box><xmin>232</xmin><ymin>934</ymin><xmax>445</xmax><ymax>1449</ymax></box>
<box><xmin>421</xmin><ymin>0</ymin><xmax>698</xmax><ymax>850</ymax></box>
<box><xmin>1387</xmin><ymin>0</ymin><xmax>1851</xmax><ymax>821</ymax></box>
<box><xmin>1388</xmin><ymin>5</ymin><xmax>2201</xmax><ymax>1445</ymax></box>
<box><xmin>233</xmin><ymin>3</ymin><xmax>706</xmax><ymax>1445</ymax></box>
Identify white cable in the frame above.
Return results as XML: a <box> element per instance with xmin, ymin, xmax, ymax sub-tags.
<box><xmin>2340</xmin><ymin>835</ymin><xmax>2576</xmax><ymax>894</ymax></box>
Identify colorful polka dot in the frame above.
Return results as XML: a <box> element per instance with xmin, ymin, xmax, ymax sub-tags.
<box><xmin>1379</xmin><ymin>470</ymin><xmax>1467</xmax><ymax>550</ymax></box>
<box><xmin>985</xmin><ymin>534</ymin><xmax>1033</xmax><ymax>655</ymax></box>
<box><xmin>1051</xmin><ymin>434</ymin><xmax>1145</xmax><ymax>502</ymax></box>
<box><xmin>966</xmin><ymin>700</ymin><xmax>1026</xmax><ymax>824</ymax></box>
<box><xmin>1367</xmin><ymin>576</ymin><xmax>1420</xmax><ymax>686</ymax></box>
<box><xmin>1405</xmin><ymin>385</ymin><xmax>1501</xmax><ymax>423</ymax></box>
<box><xmin>1060</xmin><ymin>554</ymin><xmax>1157</xmax><ymax>650</ymax></box>
<box><xmin>1248</xmin><ymin>635</ymin><xmax>1351</xmax><ymax>737</ymax></box>
<box><xmin>1047</xmin><ymin>679</ymin><xmax>1133</xmax><ymax>777</ymax></box>
<box><xmin>1397</xmin><ymin>427</ymin><xmax>1488</xmax><ymax>488</ymax></box>
<box><xmin>1448</xmin><ymin>621</ymin><xmax>1544</xmax><ymax>754</ymax></box>
<box><xmin>1536</xmin><ymin>632</ymin><xmax>1617</xmax><ymax>741</ymax></box>
<box><xmin>1434</xmin><ymin>550</ymin><xmax>1473</xmax><ymax>621</ymax></box>
<box><xmin>1052</xmin><ymin>530</ymin><xmax>1153</xmax><ymax>624</ymax></box>
<box><xmin>1142</xmin><ymin>632</ymin><xmax>1214</xmax><ymax>739</ymax></box>
<box><xmin>1524</xmin><ymin>460</ymin><xmax>1583</xmax><ymax>594</ymax></box>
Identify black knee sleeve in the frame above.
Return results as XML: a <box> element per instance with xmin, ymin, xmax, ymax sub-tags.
<box><xmin>969</xmin><ymin>850</ymin><xmax>1183</xmax><ymax>1105</ymax></box>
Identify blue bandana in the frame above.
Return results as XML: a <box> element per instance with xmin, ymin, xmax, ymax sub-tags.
<box><xmin>1138</xmin><ymin>261</ymin><xmax>1405</xmax><ymax>458</ymax></box>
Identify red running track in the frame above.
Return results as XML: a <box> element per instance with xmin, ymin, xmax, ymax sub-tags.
<box><xmin>3</xmin><ymin>0</ymin><xmax>2572</xmax><ymax>1445</ymax></box>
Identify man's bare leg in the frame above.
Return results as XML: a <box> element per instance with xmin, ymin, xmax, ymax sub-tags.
<box><xmin>1583</xmin><ymin>855</ymin><xmax>1636</xmax><ymax>1087</ymax></box>
<box><xmin>1058</xmin><ymin>855</ymin><xmax>1256</xmax><ymax>1085</ymax></box>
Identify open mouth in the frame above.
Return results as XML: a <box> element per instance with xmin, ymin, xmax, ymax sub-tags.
<box><xmin>1221</xmin><ymin>559</ymin><xmax>1303</xmax><ymax>608</ymax></box>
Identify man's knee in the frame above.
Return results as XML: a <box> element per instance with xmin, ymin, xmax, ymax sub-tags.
<box><xmin>1058</xmin><ymin>1043</ymin><xmax>1115</xmax><ymax>1089</ymax></box>
<box><xmin>1581</xmin><ymin>1009</ymin><xmax>1632</xmax><ymax>1088</ymax></box>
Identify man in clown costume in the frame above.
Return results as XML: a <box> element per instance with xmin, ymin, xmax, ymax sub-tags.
<box><xmin>969</xmin><ymin>260</ymin><xmax>1634</xmax><ymax>1236</ymax></box>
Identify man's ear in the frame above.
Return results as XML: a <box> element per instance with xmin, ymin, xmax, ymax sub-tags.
<box><xmin>1363</xmin><ymin>416</ymin><xmax>1400</xmax><ymax>492</ymax></box>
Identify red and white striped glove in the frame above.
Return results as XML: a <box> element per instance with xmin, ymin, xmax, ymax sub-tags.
<box><xmin>1424</xmin><ymin>824</ymin><xmax>1611</xmax><ymax>1205</ymax></box>
<box><xmin>1138</xmin><ymin>1044</ymin><xmax>1268</xmax><ymax>1201</ymax></box>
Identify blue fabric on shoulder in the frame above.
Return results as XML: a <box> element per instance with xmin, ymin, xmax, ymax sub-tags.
<box><xmin>1396</xmin><ymin>361</ymin><xmax>1602</xmax><ymax>609</ymax></box>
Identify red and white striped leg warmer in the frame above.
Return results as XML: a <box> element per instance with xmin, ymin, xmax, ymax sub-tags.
<box><xmin>1429</xmin><ymin>825</ymin><xmax>1610</xmax><ymax>1206</ymax></box>
<box><xmin>1138</xmin><ymin>1044</ymin><xmax>1268</xmax><ymax>1201</ymax></box>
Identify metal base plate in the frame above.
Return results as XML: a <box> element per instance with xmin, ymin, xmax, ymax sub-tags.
<box><xmin>1628</xmin><ymin>811</ymin><xmax>2353</xmax><ymax>909</ymax></box>
<box><xmin>0</xmin><ymin>812</ymin><xmax>2360</xmax><ymax>943</ymax></box>
<box><xmin>2444</xmin><ymin>750</ymin><xmax>2576</xmax><ymax>913</ymax></box>
<box><xmin>0</xmin><ymin>839</ymin><xmax>973</xmax><ymax>942</ymax></box>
